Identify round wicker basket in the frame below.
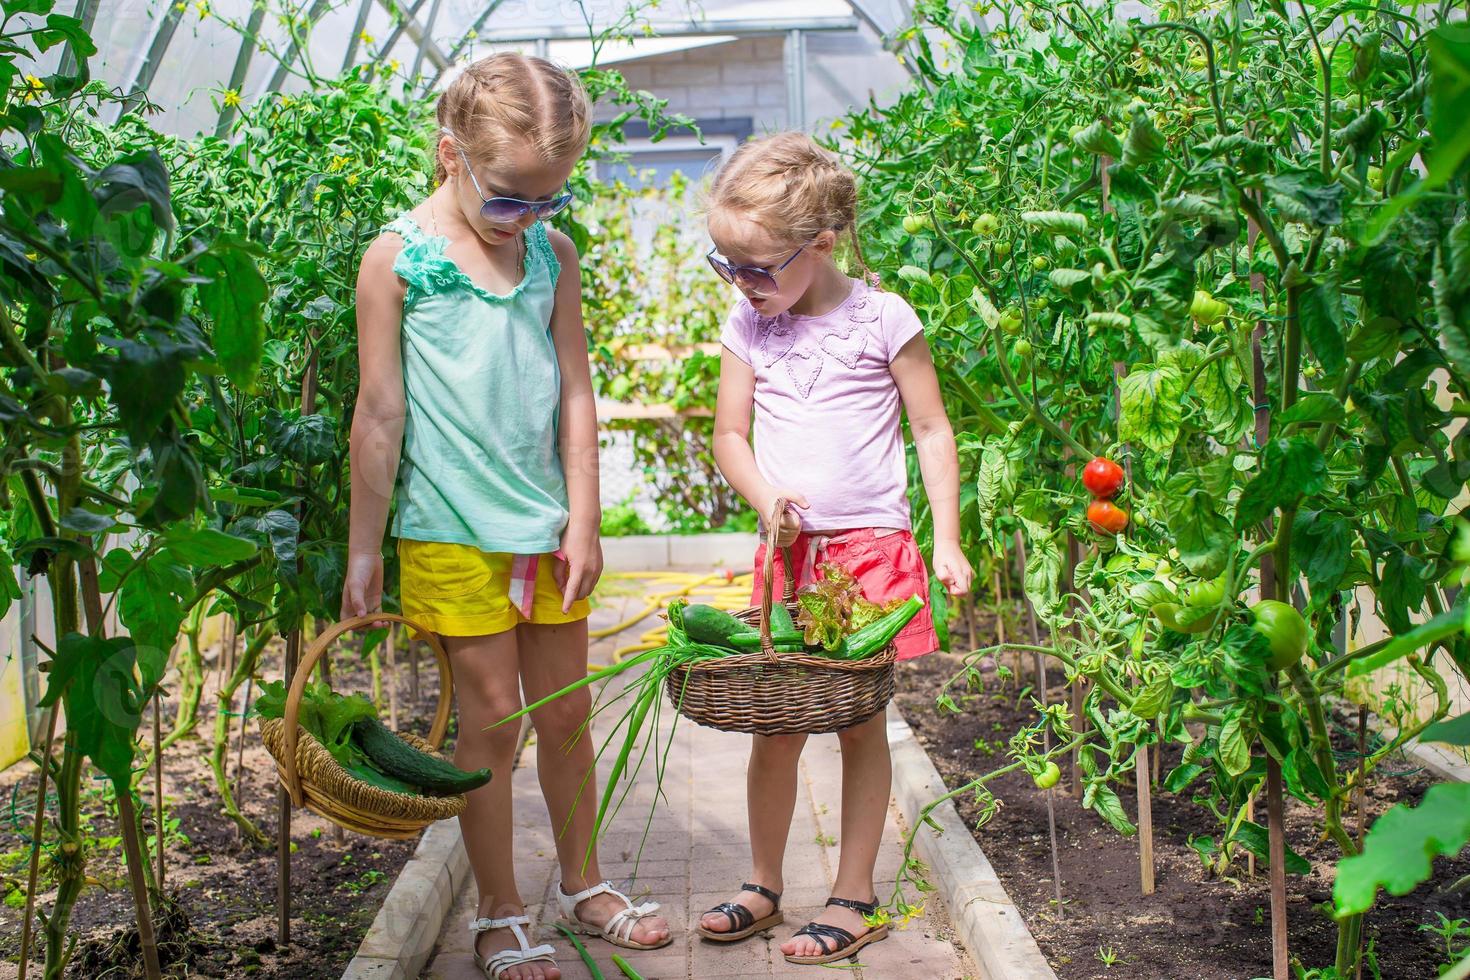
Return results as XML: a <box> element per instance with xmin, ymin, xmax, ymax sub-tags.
<box><xmin>259</xmin><ymin>613</ymin><xmax>467</xmax><ymax>840</ymax></box>
<box><xmin>665</xmin><ymin>498</ymin><xmax>898</xmax><ymax>736</ymax></box>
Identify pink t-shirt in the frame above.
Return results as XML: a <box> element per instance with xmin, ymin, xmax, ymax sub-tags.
<box><xmin>721</xmin><ymin>278</ymin><xmax>925</xmax><ymax>532</ymax></box>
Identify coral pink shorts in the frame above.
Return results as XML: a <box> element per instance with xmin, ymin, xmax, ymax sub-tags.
<box><xmin>751</xmin><ymin>528</ymin><xmax>939</xmax><ymax>661</ymax></box>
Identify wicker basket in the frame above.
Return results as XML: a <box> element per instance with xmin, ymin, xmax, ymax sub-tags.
<box><xmin>259</xmin><ymin>613</ymin><xmax>468</xmax><ymax>840</ymax></box>
<box><xmin>665</xmin><ymin>498</ymin><xmax>898</xmax><ymax>736</ymax></box>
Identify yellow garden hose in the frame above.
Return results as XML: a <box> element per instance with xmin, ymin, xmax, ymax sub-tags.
<box><xmin>591</xmin><ymin>569</ymin><xmax>758</xmax><ymax>666</ymax></box>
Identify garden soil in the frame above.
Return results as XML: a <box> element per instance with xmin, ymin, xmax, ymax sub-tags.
<box><xmin>0</xmin><ymin>633</ymin><xmax>445</xmax><ymax>979</ymax></box>
<box><xmin>895</xmin><ymin>643</ymin><xmax>1468</xmax><ymax>980</ymax></box>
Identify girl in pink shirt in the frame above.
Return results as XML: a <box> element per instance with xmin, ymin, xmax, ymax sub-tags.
<box><xmin>697</xmin><ymin>132</ymin><xmax>974</xmax><ymax>965</ymax></box>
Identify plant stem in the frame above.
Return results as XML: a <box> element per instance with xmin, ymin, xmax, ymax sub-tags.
<box><xmin>209</xmin><ymin>629</ymin><xmax>271</xmax><ymax>848</ymax></box>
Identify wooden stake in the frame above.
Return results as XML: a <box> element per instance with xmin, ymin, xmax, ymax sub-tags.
<box><xmin>1040</xmin><ymin>636</ymin><xmax>1064</xmax><ymax>922</ymax></box>
<box><xmin>1137</xmin><ymin>743</ymin><xmax>1155</xmax><ymax>895</ymax></box>
<box><xmin>17</xmin><ymin>704</ymin><xmax>59</xmax><ymax>980</ymax></box>
<box><xmin>154</xmin><ymin>694</ymin><xmax>165</xmax><ymax>889</ymax></box>
<box><xmin>117</xmin><ymin>790</ymin><xmax>164</xmax><ymax>980</ymax></box>
<box><xmin>1066</xmin><ymin>532</ymin><xmax>1086</xmax><ymax>799</ymax></box>
<box><xmin>278</xmin><ymin>627</ymin><xmax>300</xmax><ymax>948</ymax></box>
<box><xmin>1267</xmin><ymin>756</ymin><xmax>1290</xmax><ymax>980</ymax></box>
<box><xmin>233</xmin><ymin>675</ymin><xmax>253</xmax><ymax>804</ymax></box>
<box><xmin>1247</xmin><ymin>792</ymin><xmax>1257</xmax><ymax>876</ymax></box>
<box><xmin>1354</xmin><ymin>704</ymin><xmax>1369</xmax><ymax>980</ymax></box>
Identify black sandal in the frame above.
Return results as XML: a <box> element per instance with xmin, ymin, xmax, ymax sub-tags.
<box><xmin>783</xmin><ymin>896</ymin><xmax>889</xmax><ymax>965</ymax></box>
<box><xmin>697</xmin><ymin>882</ymin><xmax>784</xmax><ymax>942</ymax></box>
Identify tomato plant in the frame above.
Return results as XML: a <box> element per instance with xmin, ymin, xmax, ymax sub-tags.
<box><xmin>845</xmin><ymin>0</ymin><xmax>1470</xmax><ymax>973</ymax></box>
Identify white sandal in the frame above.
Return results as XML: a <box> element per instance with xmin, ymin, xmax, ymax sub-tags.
<box><xmin>469</xmin><ymin>914</ymin><xmax>557</xmax><ymax>979</ymax></box>
<box><xmin>556</xmin><ymin>879</ymin><xmax>671</xmax><ymax>951</ymax></box>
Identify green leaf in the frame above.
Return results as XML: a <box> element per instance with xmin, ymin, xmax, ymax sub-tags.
<box><xmin>896</xmin><ymin>265</ymin><xmax>932</xmax><ymax>286</ymax></box>
<box><xmin>1119</xmin><ymin>363</ymin><xmax>1185</xmax><ymax>452</ymax></box>
<box><xmin>1131</xmin><ymin>670</ymin><xmax>1174</xmax><ymax>720</ymax></box>
<box><xmin>1160</xmin><ymin>468</ymin><xmax>1233</xmax><ymax>579</ymax></box>
<box><xmin>1218</xmin><ymin>706</ymin><xmax>1253</xmax><ymax>777</ymax></box>
<box><xmin>264</xmin><ymin>409</ymin><xmax>336</xmax><ymax>467</ymax></box>
<box><xmin>198</xmin><ymin>239</ymin><xmax>267</xmax><ymax>392</ymax></box>
<box><xmin>929</xmin><ymin>575</ymin><xmax>951</xmax><ymax>653</ymax></box>
<box><xmin>1234</xmin><ymin>821</ymin><xmax>1312</xmax><ymax>875</ymax></box>
<box><xmin>1265</xmin><ymin>172</ymin><xmax>1346</xmax><ymax>226</ymax></box>
<box><xmin>1298</xmin><ymin>277</ymin><xmax>1347</xmax><ymax>376</ymax></box>
<box><xmin>1277</xmin><ymin>393</ymin><xmax>1345</xmax><ymax>426</ymax></box>
<box><xmin>162</xmin><ymin>526</ymin><xmax>259</xmax><ymax>566</ymax></box>
<box><xmin>1346</xmin><ymin>610</ymin><xmax>1464</xmax><ymax>677</ymax></box>
<box><xmin>1122</xmin><ymin>112</ymin><xmax>1165</xmax><ymax>168</ymax></box>
<box><xmin>232</xmin><ymin>509</ymin><xmax>300</xmax><ymax>565</ymax></box>
<box><xmin>1295</xmin><ymin>510</ymin><xmax>1351</xmax><ymax>599</ymax></box>
<box><xmin>1047</xmin><ymin>268</ymin><xmax>1092</xmax><ymax>297</ymax></box>
<box><xmin>93</xmin><ymin>150</ymin><xmax>173</xmax><ymax>232</ymax></box>
<box><xmin>119</xmin><ymin>555</ymin><xmax>189</xmax><ymax>681</ymax></box>
<box><xmin>40</xmin><ymin>632</ymin><xmax>151</xmax><ymax>788</ymax></box>
<box><xmin>96</xmin><ymin>335</ymin><xmax>187</xmax><ymax>445</ymax></box>
<box><xmin>1074</xmin><ymin>119</ymin><xmax>1122</xmax><ymax>158</ymax></box>
<box><xmin>1021</xmin><ymin>524</ymin><xmax>1064</xmax><ymax>624</ymax></box>
<box><xmin>1083</xmin><ymin>782</ymin><xmax>1136</xmax><ymax>835</ymax></box>
<box><xmin>1420</xmin><ymin>711</ymin><xmax>1470</xmax><ymax>746</ymax></box>
<box><xmin>1423</xmin><ymin>27</ymin><xmax>1470</xmax><ymax>194</ymax></box>
<box><xmin>1334</xmin><ymin>782</ymin><xmax>1470</xmax><ymax>915</ymax></box>
<box><xmin>1237</xmin><ymin>438</ymin><xmax>1327</xmax><ymax>528</ymax></box>
<box><xmin>1165</xmin><ymin>762</ymin><xmax>1205</xmax><ymax>793</ymax></box>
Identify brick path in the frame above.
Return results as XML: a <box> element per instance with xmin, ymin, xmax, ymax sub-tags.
<box><xmin>423</xmin><ymin>584</ymin><xmax>979</xmax><ymax>980</ymax></box>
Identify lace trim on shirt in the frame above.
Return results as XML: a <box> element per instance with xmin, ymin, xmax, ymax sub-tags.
<box><xmin>754</xmin><ymin>285</ymin><xmax>878</xmax><ymax>399</ymax></box>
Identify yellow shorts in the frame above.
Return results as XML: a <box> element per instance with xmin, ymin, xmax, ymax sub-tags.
<box><xmin>397</xmin><ymin>539</ymin><xmax>591</xmax><ymax>637</ymax></box>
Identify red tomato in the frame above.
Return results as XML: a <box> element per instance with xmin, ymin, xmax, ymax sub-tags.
<box><xmin>1087</xmin><ymin>499</ymin><xmax>1129</xmax><ymax>535</ymax></box>
<box><xmin>1082</xmin><ymin>457</ymin><xmax>1125</xmax><ymax>498</ymax></box>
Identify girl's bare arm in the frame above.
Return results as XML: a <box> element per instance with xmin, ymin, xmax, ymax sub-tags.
<box><xmin>343</xmin><ymin>235</ymin><xmax>408</xmax><ymax>618</ymax></box>
<box><xmin>712</xmin><ymin>348</ymin><xmax>806</xmax><ymax>542</ymax></box>
<box><xmin>548</xmin><ymin>229</ymin><xmax>603</xmax><ymax>610</ymax></box>
<box><xmin>891</xmin><ymin>333</ymin><xmax>974</xmax><ymax>595</ymax></box>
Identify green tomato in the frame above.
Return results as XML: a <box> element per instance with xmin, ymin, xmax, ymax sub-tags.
<box><xmin>1182</xmin><ymin>576</ymin><xmax>1226</xmax><ymax>609</ymax></box>
<box><xmin>1367</xmin><ymin>166</ymin><xmax>1384</xmax><ymax>191</ymax></box>
<box><xmin>1033</xmin><ymin>761</ymin><xmax>1061</xmax><ymax>790</ymax></box>
<box><xmin>1013</xmin><ymin>339</ymin><xmax>1033</xmax><ymax>358</ymax></box>
<box><xmin>1031</xmin><ymin>255</ymin><xmax>1049</xmax><ymax>272</ymax></box>
<box><xmin>1030</xmin><ymin>296</ymin><xmax>1049</xmax><ymax>312</ymax></box>
<box><xmin>1151</xmin><ymin>602</ymin><xmax>1220</xmax><ymax>634</ymax></box>
<box><xmin>1251</xmin><ymin>600</ymin><xmax>1309</xmax><ymax>671</ymax></box>
<box><xmin>902</xmin><ymin>214</ymin><xmax>930</xmax><ymax>235</ymax></box>
<box><xmin>999</xmin><ymin>308</ymin><xmax>1024</xmax><ymax>335</ymax></box>
<box><xmin>972</xmin><ymin>213</ymin><xmax>999</xmax><ymax>236</ymax></box>
<box><xmin>993</xmin><ymin>241</ymin><xmax>1012</xmax><ymax>259</ymax></box>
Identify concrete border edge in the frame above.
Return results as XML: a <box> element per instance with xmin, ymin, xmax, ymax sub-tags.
<box><xmin>341</xmin><ymin>718</ymin><xmax>531</xmax><ymax>980</ymax></box>
<box><xmin>886</xmin><ymin>703</ymin><xmax>1059</xmax><ymax>980</ymax></box>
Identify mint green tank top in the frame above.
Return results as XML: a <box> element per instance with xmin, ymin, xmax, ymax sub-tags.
<box><xmin>385</xmin><ymin>214</ymin><xmax>568</xmax><ymax>554</ymax></box>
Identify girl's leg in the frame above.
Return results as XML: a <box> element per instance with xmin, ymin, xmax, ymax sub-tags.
<box><xmin>699</xmin><ymin>731</ymin><xmax>807</xmax><ymax>933</ymax></box>
<box><xmin>781</xmin><ymin>712</ymin><xmax>890</xmax><ymax>957</ymax></box>
<box><xmin>518</xmin><ymin>620</ymin><xmax>670</xmax><ymax>947</ymax></box>
<box><xmin>446</xmin><ymin>631</ymin><xmax>559</xmax><ymax>980</ymax></box>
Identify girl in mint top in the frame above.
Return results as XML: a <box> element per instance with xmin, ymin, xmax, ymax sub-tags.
<box><xmin>342</xmin><ymin>55</ymin><xmax>671</xmax><ymax>979</ymax></box>
<box><xmin>384</xmin><ymin>211</ymin><xmax>569</xmax><ymax>554</ymax></box>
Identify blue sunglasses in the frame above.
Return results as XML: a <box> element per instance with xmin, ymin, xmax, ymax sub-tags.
<box><xmin>446</xmin><ymin>128</ymin><xmax>572</xmax><ymax>223</ymax></box>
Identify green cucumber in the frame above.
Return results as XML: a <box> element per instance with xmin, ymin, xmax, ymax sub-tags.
<box><xmin>728</xmin><ymin>629</ymin><xmax>807</xmax><ymax>651</ymax></box>
<box><xmin>350</xmin><ymin>717</ymin><xmax>492</xmax><ymax>796</ymax></box>
<box><xmin>828</xmin><ymin>595</ymin><xmax>925</xmax><ymax>660</ymax></box>
<box><xmin>682</xmin><ymin>604</ymin><xmax>757</xmax><ymax>648</ymax></box>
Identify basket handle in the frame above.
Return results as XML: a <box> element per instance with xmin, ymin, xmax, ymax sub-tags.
<box><xmin>280</xmin><ymin>614</ymin><xmax>452</xmax><ymax>807</ymax></box>
<box><xmin>759</xmin><ymin>497</ymin><xmax>799</xmax><ymax>662</ymax></box>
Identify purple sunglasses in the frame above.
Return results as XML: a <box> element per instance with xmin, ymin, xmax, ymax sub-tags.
<box><xmin>706</xmin><ymin>243</ymin><xmax>810</xmax><ymax>295</ymax></box>
<box><xmin>445</xmin><ymin>128</ymin><xmax>572</xmax><ymax>223</ymax></box>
